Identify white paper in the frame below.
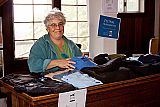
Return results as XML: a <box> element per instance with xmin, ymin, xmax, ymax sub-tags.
<box><xmin>102</xmin><ymin>0</ymin><xmax>118</xmax><ymax>13</ymax></box>
<box><xmin>58</xmin><ymin>89</ymin><xmax>87</xmax><ymax>107</ymax></box>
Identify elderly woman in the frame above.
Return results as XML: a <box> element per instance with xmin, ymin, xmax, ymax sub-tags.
<box><xmin>28</xmin><ymin>7</ymin><xmax>82</xmax><ymax>73</ymax></box>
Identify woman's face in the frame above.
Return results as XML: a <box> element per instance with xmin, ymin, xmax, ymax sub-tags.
<box><xmin>47</xmin><ymin>17</ymin><xmax>64</xmax><ymax>40</ymax></box>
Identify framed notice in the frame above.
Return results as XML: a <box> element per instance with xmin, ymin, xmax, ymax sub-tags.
<box><xmin>98</xmin><ymin>15</ymin><xmax>121</xmax><ymax>39</ymax></box>
<box><xmin>102</xmin><ymin>0</ymin><xmax>118</xmax><ymax>13</ymax></box>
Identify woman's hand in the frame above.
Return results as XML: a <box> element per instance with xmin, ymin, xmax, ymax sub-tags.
<box><xmin>47</xmin><ymin>58</ymin><xmax>76</xmax><ymax>70</ymax></box>
<box><xmin>55</xmin><ymin>58</ymin><xmax>76</xmax><ymax>69</ymax></box>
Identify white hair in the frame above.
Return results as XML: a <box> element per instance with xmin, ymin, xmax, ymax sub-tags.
<box><xmin>44</xmin><ymin>7</ymin><xmax>66</xmax><ymax>28</ymax></box>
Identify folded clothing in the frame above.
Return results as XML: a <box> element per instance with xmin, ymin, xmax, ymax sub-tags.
<box><xmin>138</xmin><ymin>54</ymin><xmax>160</xmax><ymax>64</ymax></box>
<box><xmin>81</xmin><ymin>58</ymin><xmax>135</xmax><ymax>83</ymax></box>
<box><xmin>1</xmin><ymin>73</ymin><xmax>76</xmax><ymax>96</ymax></box>
<box><xmin>1</xmin><ymin>73</ymin><xmax>35</xmax><ymax>86</ymax></box>
<box><xmin>93</xmin><ymin>53</ymin><xmax>127</xmax><ymax>65</ymax></box>
<box><xmin>81</xmin><ymin>58</ymin><xmax>124</xmax><ymax>74</ymax></box>
<box><xmin>81</xmin><ymin>67</ymin><xmax>135</xmax><ymax>83</ymax></box>
<box><xmin>93</xmin><ymin>53</ymin><xmax>109</xmax><ymax>65</ymax></box>
<box><xmin>71</xmin><ymin>56</ymin><xmax>97</xmax><ymax>70</ymax></box>
<box><xmin>14</xmin><ymin>78</ymin><xmax>76</xmax><ymax>96</ymax></box>
<box><xmin>128</xmin><ymin>62</ymin><xmax>160</xmax><ymax>76</ymax></box>
<box><xmin>53</xmin><ymin>70</ymin><xmax>103</xmax><ymax>88</ymax></box>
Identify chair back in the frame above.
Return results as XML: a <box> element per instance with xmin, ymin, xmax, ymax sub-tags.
<box><xmin>149</xmin><ymin>37</ymin><xmax>159</xmax><ymax>54</ymax></box>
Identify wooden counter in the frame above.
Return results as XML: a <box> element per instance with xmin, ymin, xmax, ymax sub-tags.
<box><xmin>0</xmin><ymin>73</ymin><xmax>160</xmax><ymax>107</ymax></box>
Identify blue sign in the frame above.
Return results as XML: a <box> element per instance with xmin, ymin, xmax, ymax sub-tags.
<box><xmin>98</xmin><ymin>15</ymin><xmax>121</xmax><ymax>39</ymax></box>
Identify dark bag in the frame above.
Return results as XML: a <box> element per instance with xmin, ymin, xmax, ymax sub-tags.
<box><xmin>81</xmin><ymin>58</ymin><xmax>135</xmax><ymax>83</ymax></box>
<box><xmin>82</xmin><ymin>58</ymin><xmax>123</xmax><ymax>73</ymax></box>
<box><xmin>1</xmin><ymin>73</ymin><xmax>76</xmax><ymax>96</ymax></box>
<box><xmin>138</xmin><ymin>54</ymin><xmax>160</xmax><ymax>64</ymax></box>
<box><xmin>1</xmin><ymin>74</ymin><xmax>35</xmax><ymax>86</ymax></box>
<box><xmin>128</xmin><ymin>62</ymin><xmax>160</xmax><ymax>76</ymax></box>
<box><xmin>93</xmin><ymin>53</ymin><xmax>109</xmax><ymax>65</ymax></box>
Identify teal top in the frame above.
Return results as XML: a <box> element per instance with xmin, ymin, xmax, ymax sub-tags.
<box><xmin>27</xmin><ymin>34</ymin><xmax>82</xmax><ymax>73</ymax></box>
<box><xmin>52</xmin><ymin>38</ymin><xmax>72</xmax><ymax>59</ymax></box>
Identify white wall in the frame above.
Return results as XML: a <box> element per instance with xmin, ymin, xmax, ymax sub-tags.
<box><xmin>87</xmin><ymin>0</ymin><xmax>118</xmax><ymax>58</ymax></box>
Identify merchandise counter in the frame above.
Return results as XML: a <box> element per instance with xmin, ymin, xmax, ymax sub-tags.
<box><xmin>0</xmin><ymin>73</ymin><xmax>160</xmax><ymax>107</ymax></box>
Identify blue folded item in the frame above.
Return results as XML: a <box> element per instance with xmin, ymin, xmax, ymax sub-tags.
<box><xmin>71</xmin><ymin>56</ymin><xmax>97</xmax><ymax>70</ymax></box>
<box><xmin>53</xmin><ymin>70</ymin><xmax>103</xmax><ymax>88</ymax></box>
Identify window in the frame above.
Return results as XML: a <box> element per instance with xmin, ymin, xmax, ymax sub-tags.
<box><xmin>13</xmin><ymin>0</ymin><xmax>89</xmax><ymax>59</ymax></box>
<box><xmin>61</xmin><ymin>0</ymin><xmax>89</xmax><ymax>52</ymax></box>
<box><xmin>118</xmin><ymin>0</ymin><xmax>144</xmax><ymax>13</ymax></box>
<box><xmin>13</xmin><ymin>0</ymin><xmax>52</xmax><ymax>58</ymax></box>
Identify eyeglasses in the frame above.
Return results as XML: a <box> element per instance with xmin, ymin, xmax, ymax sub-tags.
<box><xmin>49</xmin><ymin>22</ymin><xmax>64</xmax><ymax>28</ymax></box>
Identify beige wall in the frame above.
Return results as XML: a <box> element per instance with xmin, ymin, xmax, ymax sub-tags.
<box><xmin>87</xmin><ymin>0</ymin><xmax>117</xmax><ymax>58</ymax></box>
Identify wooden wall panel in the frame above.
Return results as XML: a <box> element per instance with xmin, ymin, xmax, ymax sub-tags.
<box><xmin>0</xmin><ymin>0</ymin><xmax>7</xmax><ymax>6</ymax></box>
<box><xmin>117</xmin><ymin>0</ymin><xmax>155</xmax><ymax>56</ymax></box>
<box><xmin>1</xmin><ymin>0</ymin><xmax>15</xmax><ymax>75</ymax></box>
<box><xmin>158</xmin><ymin>2</ymin><xmax>160</xmax><ymax>53</ymax></box>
